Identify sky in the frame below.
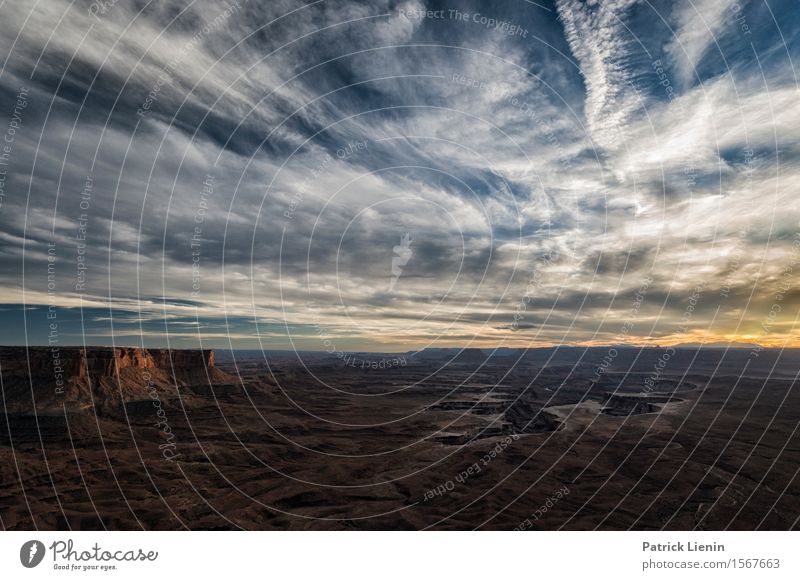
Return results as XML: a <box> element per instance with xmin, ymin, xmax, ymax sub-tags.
<box><xmin>0</xmin><ymin>0</ymin><xmax>798</xmax><ymax>351</ymax></box>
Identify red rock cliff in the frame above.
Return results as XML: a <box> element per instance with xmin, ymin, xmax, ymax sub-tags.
<box><xmin>78</xmin><ymin>347</ymin><xmax>214</xmax><ymax>377</ymax></box>
<box><xmin>0</xmin><ymin>347</ymin><xmax>220</xmax><ymax>414</ymax></box>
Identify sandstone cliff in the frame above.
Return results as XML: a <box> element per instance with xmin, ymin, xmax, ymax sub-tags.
<box><xmin>0</xmin><ymin>347</ymin><xmax>232</xmax><ymax>415</ymax></box>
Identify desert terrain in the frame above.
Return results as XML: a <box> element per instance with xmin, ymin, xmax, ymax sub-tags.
<box><xmin>1</xmin><ymin>346</ymin><xmax>798</xmax><ymax>530</ymax></box>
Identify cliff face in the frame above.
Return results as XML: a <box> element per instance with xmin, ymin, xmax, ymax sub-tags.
<box><xmin>0</xmin><ymin>347</ymin><xmax>223</xmax><ymax>415</ymax></box>
<box><xmin>79</xmin><ymin>347</ymin><xmax>214</xmax><ymax>377</ymax></box>
<box><xmin>0</xmin><ymin>346</ymin><xmax>213</xmax><ymax>374</ymax></box>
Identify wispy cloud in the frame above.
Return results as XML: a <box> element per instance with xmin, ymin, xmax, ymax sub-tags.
<box><xmin>0</xmin><ymin>0</ymin><xmax>797</xmax><ymax>349</ymax></box>
<box><xmin>666</xmin><ymin>0</ymin><xmax>743</xmax><ymax>85</ymax></box>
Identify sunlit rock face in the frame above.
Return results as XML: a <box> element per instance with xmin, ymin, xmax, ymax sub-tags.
<box><xmin>78</xmin><ymin>348</ymin><xmax>215</xmax><ymax>376</ymax></box>
<box><xmin>0</xmin><ymin>347</ymin><xmax>222</xmax><ymax>415</ymax></box>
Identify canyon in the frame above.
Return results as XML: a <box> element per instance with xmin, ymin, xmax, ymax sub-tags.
<box><xmin>0</xmin><ymin>346</ymin><xmax>798</xmax><ymax>530</ymax></box>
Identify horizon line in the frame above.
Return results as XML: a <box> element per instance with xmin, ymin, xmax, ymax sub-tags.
<box><xmin>2</xmin><ymin>343</ymin><xmax>796</xmax><ymax>353</ymax></box>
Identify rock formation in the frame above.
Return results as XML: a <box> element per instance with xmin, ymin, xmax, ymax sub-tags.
<box><xmin>0</xmin><ymin>347</ymin><xmax>231</xmax><ymax>415</ymax></box>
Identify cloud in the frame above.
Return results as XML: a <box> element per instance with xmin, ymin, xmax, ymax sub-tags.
<box><xmin>665</xmin><ymin>0</ymin><xmax>743</xmax><ymax>85</ymax></box>
<box><xmin>556</xmin><ymin>0</ymin><xmax>644</xmax><ymax>150</ymax></box>
<box><xmin>0</xmin><ymin>0</ymin><xmax>797</xmax><ymax>349</ymax></box>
